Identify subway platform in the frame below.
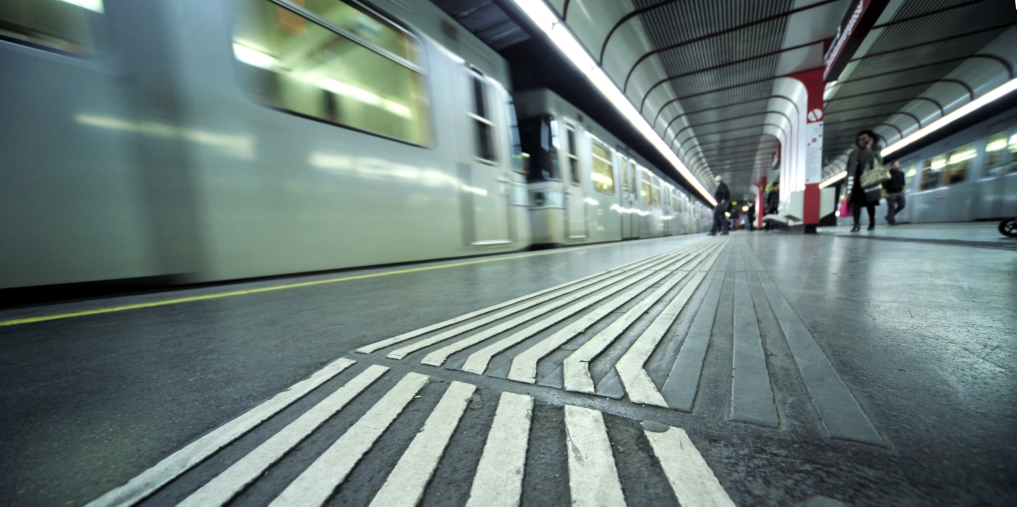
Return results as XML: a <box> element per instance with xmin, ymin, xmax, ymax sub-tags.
<box><xmin>1</xmin><ymin>225</ymin><xmax>1014</xmax><ymax>506</ymax></box>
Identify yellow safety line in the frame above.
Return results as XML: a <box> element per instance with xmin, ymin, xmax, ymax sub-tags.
<box><xmin>0</xmin><ymin>240</ymin><xmax>669</xmax><ymax>327</ymax></box>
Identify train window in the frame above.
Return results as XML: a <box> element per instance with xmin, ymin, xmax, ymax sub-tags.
<box><xmin>232</xmin><ymin>0</ymin><xmax>431</xmax><ymax>145</ymax></box>
<box><xmin>519</xmin><ymin>115</ymin><xmax>558</xmax><ymax>182</ymax></box>
<box><xmin>641</xmin><ymin>179</ymin><xmax>651</xmax><ymax>205</ymax></box>
<box><xmin>651</xmin><ymin>179</ymin><xmax>660</xmax><ymax>206</ymax></box>
<box><xmin>566</xmin><ymin>127</ymin><xmax>580</xmax><ymax>184</ymax></box>
<box><xmin>622</xmin><ymin>160</ymin><xmax>630</xmax><ymax>191</ymax></box>
<box><xmin>300</xmin><ymin>0</ymin><xmax>421</xmax><ymax>65</ymax></box>
<box><xmin>944</xmin><ymin>144</ymin><xmax>974</xmax><ymax>185</ymax></box>
<box><xmin>985</xmin><ymin>132</ymin><xmax>1008</xmax><ymax>177</ymax></box>
<box><xmin>508</xmin><ymin>100</ymin><xmax>524</xmax><ymax>173</ymax></box>
<box><xmin>918</xmin><ymin>155</ymin><xmax>946</xmax><ymax>191</ymax></box>
<box><xmin>0</xmin><ymin>0</ymin><xmax>105</xmax><ymax>55</ymax></box>
<box><xmin>1010</xmin><ymin>133</ymin><xmax>1017</xmax><ymax>174</ymax></box>
<box><xmin>904</xmin><ymin>164</ymin><xmax>917</xmax><ymax>187</ymax></box>
<box><xmin>590</xmin><ymin>141</ymin><xmax>615</xmax><ymax>194</ymax></box>
<box><xmin>470</xmin><ymin>75</ymin><xmax>497</xmax><ymax>162</ymax></box>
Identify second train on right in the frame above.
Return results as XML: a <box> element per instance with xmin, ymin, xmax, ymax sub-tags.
<box><xmin>836</xmin><ymin>107</ymin><xmax>1017</xmax><ymax>226</ymax></box>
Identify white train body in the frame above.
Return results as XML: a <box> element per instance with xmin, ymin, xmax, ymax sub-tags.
<box><xmin>514</xmin><ymin>89</ymin><xmax>707</xmax><ymax>246</ymax></box>
<box><xmin>0</xmin><ymin>0</ymin><xmax>711</xmax><ymax>290</ymax></box>
<box><xmin>835</xmin><ymin>109</ymin><xmax>1017</xmax><ymax>227</ymax></box>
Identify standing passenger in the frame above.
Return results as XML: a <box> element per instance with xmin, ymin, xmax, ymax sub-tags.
<box><xmin>708</xmin><ymin>175</ymin><xmax>730</xmax><ymax>236</ymax></box>
<box><xmin>883</xmin><ymin>161</ymin><xmax>906</xmax><ymax>225</ymax></box>
<box><xmin>846</xmin><ymin>130</ymin><xmax>881</xmax><ymax>232</ymax></box>
<box><xmin>747</xmin><ymin>202</ymin><xmax>756</xmax><ymax>231</ymax></box>
<box><xmin>764</xmin><ymin>182</ymin><xmax>779</xmax><ymax>231</ymax></box>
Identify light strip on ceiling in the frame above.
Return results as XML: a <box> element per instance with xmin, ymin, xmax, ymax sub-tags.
<box><xmin>509</xmin><ymin>0</ymin><xmax>717</xmax><ymax>206</ymax></box>
<box><xmin>882</xmin><ymin>77</ymin><xmax>1017</xmax><ymax>157</ymax></box>
<box><xmin>818</xmin><ymin>170</ymin><xmax>847</xmax><ymax>188</ymax></box>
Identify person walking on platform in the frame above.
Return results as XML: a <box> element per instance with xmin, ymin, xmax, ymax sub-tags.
<box><xmin>747</xmin><ymin>202</ymin><xmax>756</xmax><ymax>231</ymax></box>
<box><xmin>763</xmin><ymin>182</ymin><xmax>779</xmax><ymax>231</ymax></box>
<box><xmin>883</xmin><ymin>161</ymin><xmax>906</xmax><ymax>225</ymax></box>
<box><xmin>708</xmin><ymin>175</ymin><xmax>730</xmax><ymax>236</ymax></box>
<box><xmin>846</xmin><ymin>130</ymin><xmax>882</xmax><ymax>232</ymax></box>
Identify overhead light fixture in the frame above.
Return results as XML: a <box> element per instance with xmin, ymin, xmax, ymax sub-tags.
<box><xmin>818</xmin><ymin>170</ymin><xmax>847</xmax><ymax>188</ymax></box>
<box><xmin>59</xmin><ymin>0</ymin><xmax>103</xmax><ymax>13</ymax></box>
<box><xmin>823</xmin><ymin>81</ymin><xmax>838</xmax><ymax>102</ymax></box>
<box><xmin>883</xmin><ymin>77</ymin><xmax>1017</xmax><ymax>157</ymax></box>
<box><xmin>986</xmin><ymin>138</ymin><xmax>1007</xmax><ymax>152</ymax></box>
<box><xmin>508</xmin><ymin>0</ymin><xmax>717</xmax><ymax>206</ymax></box>
<box><xmin>948</xmin><ymin>149</ymin><xmax>976</xmax><ymax>164</ymax></box>
<box><xmin>233</xmin><ymin>43</ymin><xmax>284</xmax><ymax>70</ymax></box>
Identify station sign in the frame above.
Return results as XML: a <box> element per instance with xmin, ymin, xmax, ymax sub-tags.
<box><xmin>823</xmin><ymin>0</ymin><xmax>890</xmax><ymax>83</ymax></box>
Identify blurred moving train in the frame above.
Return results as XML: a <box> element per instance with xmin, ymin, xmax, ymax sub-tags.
<box><xmin>835</xmin><ymin>104</ymin><xmax>1017</xmax><ymax>226</ymax></box>
<box><xmin>0</xmin><ymin>0</ymin><xmax>711</xmax><ymax>291</ymax></box>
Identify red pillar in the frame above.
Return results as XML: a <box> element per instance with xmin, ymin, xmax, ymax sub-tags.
<box><xmin>792</xmin><ymin>68</ymin><xmax>824</xmax><ymax>233</ymax></box>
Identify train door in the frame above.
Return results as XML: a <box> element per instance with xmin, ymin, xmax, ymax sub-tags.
<box><xmin>563</xmin><ymin>125</ymin><xmax>587</xmax><ymax>239</ymax></box>
<box><xmin>461</xmin><ymin>69</ymin><xmax>511</xmax><ymax>245</ymax></box>
<box><xmin>638</xmin><ymin>169</ymin><xmax>653</xmax><ymax>236</ymax></box>
<box><xmin>621</xmin><ymin>158</ymin><xmax>638</xmax><ymax>239</ymax></box>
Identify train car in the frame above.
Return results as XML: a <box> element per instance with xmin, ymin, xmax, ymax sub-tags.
<box><xmin>513</xmin><ymin>89</ymin><xmax>699</xmax><ymax>246</ymax></box>
<box><xmin>836</xmin><ymin>107</ymin><xmax>1017</xmax><ymax>226</ymax></box>
<box><xmin>0</xmin><ymin>0</ymin><xmax>713</xmax><ymax>292</ymax></box>
<box><xmin>0</xmin><ymin>0</ymin><xmax>531</xmax><ymax>289</ymax></box>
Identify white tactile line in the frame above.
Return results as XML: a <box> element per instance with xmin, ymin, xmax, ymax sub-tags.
<box><xmin>270</xmin><ymin>372</ymin><xmax>430</xmax><ymax>507</ymax></box>
<box><xmin>615</xmin><ymin>246</ymin><xmax>723</xmax><ymax>406</ymax></box>
<box><xmin>387</xmin><ymin>252</ymin><xmax>685</xmax><ymax>361</ymax></box>
<box><xmin>506</xmin><ymin>271</ymin><xmax>670</xmax><ymax>384</ymax></box>
<box><xmin>418</xmin><ymin>266</ymin><xmax>651</xmax><ymax>368</ymax></box>
<box><xmin>502</xmin><ymin>239</ymin><xmax>711</xmax><ymax>382</ymax></box>
<box><xmin>458</xmin><ymin>269</ymin><xmax>660</xmax><ymax>375</ymax></box>
<box><xmin>615</xmin><ymin>270</ymin><xmax>708</xmax><ymax>407</ymax></box>
<box><xmin>644</xmin><ymin>427</ymin><xmax>735</xmax><ymax>507</ymax></box>
<box><xmin>84</xmin><ymin>358</ymin><xmax>358</xmax><ymax>507</ymax></box>
<box><xmin>369</xmin><ymin>381</ymin><xmax>476</xmax><ymax>507</ymax></box>
<box><xmin>465</xmin><ymin>392</ymin><xmax>534</xmax><ymax>507</ymax></box>
<box><xmin>561</xmin><ymin>268</ymin><xmax>690</xmax><ymax>395</ymax></box>
<box><xmin>383</xmin><ymin>272</ymin><xmax>628</xmax><ymax>360</ymax></box>
<box><xmin>562</xmin><ymin>243</ymin><xmax>723</xmax><ymax>394</ymax></box>
<box><xmin>356</xmin><ymin>252</ymin><xmax>670</xmax><ymax>355</ymax></box>
<box><xmin>177</xmin><ymin>365</ymin><xmax>389</xmax><ymax>507</ymax></box>
<box><xmin>564</xmin><ymin>405</ymin><xmax>627</xmax><ymax>506</ymax></box>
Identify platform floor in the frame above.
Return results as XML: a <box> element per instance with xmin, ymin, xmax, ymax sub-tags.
<box><xmin>1</xmin><ymin>226</ymin><xmax>1015</xmax><ymax>506</ymax></box>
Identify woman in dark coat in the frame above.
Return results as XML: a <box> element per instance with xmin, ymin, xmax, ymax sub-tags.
<box><xmin>845</xmin><ymin>130</ymin><xmax>882</xmax><ymax>231</ymax></box>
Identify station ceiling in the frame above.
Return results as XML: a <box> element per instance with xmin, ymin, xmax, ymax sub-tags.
<box><xmin>434</xmin><ymin>0</ymin><xmax>1017</xmax><ymax>199</ymax></box>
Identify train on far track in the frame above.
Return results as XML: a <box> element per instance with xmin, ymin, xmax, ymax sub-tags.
<box><xmin>0</xmin><ymin>0</ymin><xmax>711</xmax><ymax>291</ymax></box>
<box><xmin>834</xmin><ymin>99</ymin><xmax>1017</xmax><ymax>227</ymax></box>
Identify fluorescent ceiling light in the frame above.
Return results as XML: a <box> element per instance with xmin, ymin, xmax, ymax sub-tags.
<box><xmin>233</xmin><ymin>43</ymin><xmax>283</xmax><ymax>70</ymax></box>
<box><xmin>883</xmin><ymin>77</ymin><xmax>1017</xmax><ymax>157</ymax></box>
<box><xmin>948</xmin><ymin>149</ymin><xmax>976</xmax><ymax>164</ymax></box>
<box><xmin>59</xmin><ymin>0</ymin><xmax>103</xmax><ymax>13</ymax></box>
<box><xmin>509</xmin><ymin>0</ymin><xmax>716</xmax><ymax>206</ymax></box>
<box><xmin>818</xmin><ymin>170</ymin><xmax>846</xmax><ymax>189</ymax></box>
<box><xmin>986</xmin><ymin>139</ymin><xmax>1007</xmax><ymax>151</ymax></box>
<box><xmin>317</xmin><ymin>78</ymin><xmax>411</xmax><ymax>118</ymax></box>
<box><xmin>823</xmin><ymin>81</ymin><xmax>838</xmax><ymax>102</ymax></box>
